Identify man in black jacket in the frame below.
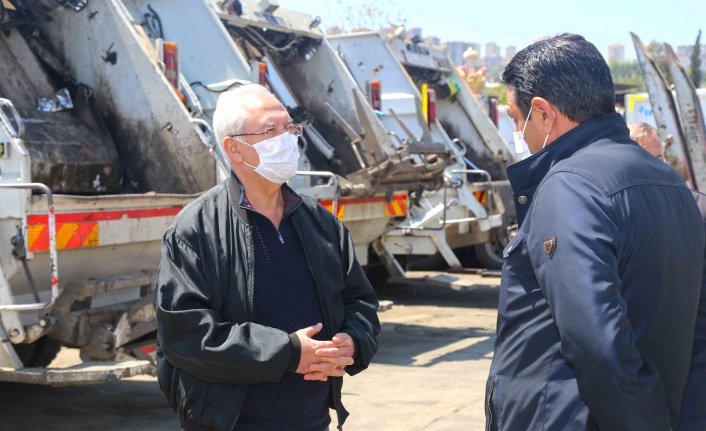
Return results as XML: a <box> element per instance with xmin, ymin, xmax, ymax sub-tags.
<box><xmin>486</xmin><ymin>34</ymin><xmax>704</xmax><ymax>430</ymax></box>
<box><xmin>154</xmin><ymin>84</ymin><xmax>381</xmax><ymax>431</ymax></box>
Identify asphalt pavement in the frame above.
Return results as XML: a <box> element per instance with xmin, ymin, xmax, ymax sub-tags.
<box><xmin>0</xmin><ymin>281</ymin><xmax>500</xmax><ymax>431</ymax></box>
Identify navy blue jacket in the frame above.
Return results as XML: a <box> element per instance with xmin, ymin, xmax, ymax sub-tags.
<box><xmin>486</xmin><ymin>113</ymin><xmax>705</xmax><ymax>431</ymax></box>
<box><xmin>677</xmin><ymin>190</ymin><xmax>706</xmax><ymax>431</ymax></box>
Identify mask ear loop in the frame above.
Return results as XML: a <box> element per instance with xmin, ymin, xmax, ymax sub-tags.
<box><xmin>234</xmin><ymin>137</ymin><xmax>259</xmax><ymax>170</ymax></box>
<box><xmin>521</xmin><ymin>106</ymin><xmax>533</xmax><ymax>135</ymax></box>
<box><xmin>542</xmin><ymin>110</ymin><xmax>556</xmax><ymax>149</ymax></box>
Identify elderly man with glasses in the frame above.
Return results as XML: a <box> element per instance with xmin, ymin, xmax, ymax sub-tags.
<box><xmin>153</xmin><ymin>84</ymin><xmax>381</xmax><ymax>431</ymax></box>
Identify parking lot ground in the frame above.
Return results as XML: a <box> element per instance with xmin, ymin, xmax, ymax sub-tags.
<box><xmin>0</xmin><ymin>282</ymin><xmax>499</xmax><ymax>431</ymax></box>
<box><xmin>332</xmin><ymin>283</ymin><xmax>499</xmax><ymax>431</ymax></box>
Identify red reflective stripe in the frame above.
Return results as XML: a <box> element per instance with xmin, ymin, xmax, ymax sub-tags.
<box><xmin>64</xmin><ymin>222</ymin><xmax>97</xmax><ymax>249</ymax></box>
<box><xmin>138</xmin><ymin>344</ymin><xmax>157</xmax><ymax>354</ymax></box>
<box><xmin>27</xmin><ymin>207</ymin><xmax>182</xmax><ymax>225</ymax></box>
<box><xmin>319</xmin><ymin>195</ymin><xmax>406</xmax><ymax>207</ymax></box>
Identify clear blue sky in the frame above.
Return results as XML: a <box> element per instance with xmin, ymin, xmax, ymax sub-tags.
<box><xmin>276</xmin><ymin>0</ymin><xmax>705</xmax><ymax>61</ymax></box>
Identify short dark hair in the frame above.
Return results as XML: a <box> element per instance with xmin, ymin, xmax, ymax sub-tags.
<box><xmin>502</xmin><ymin>33</ymin><xmax>615</xmax><ymax>123</ymax></box>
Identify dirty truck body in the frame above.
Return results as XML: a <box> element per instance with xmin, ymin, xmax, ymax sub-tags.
<box><xmin>0</xmin><ymin>0</ymin><xmax>217</xmax><ymax>385</ymax></box>
<box><xmin>329</xmin><ymin>31</ymin><xmax>512</xmax><ymax>271</ymax></box>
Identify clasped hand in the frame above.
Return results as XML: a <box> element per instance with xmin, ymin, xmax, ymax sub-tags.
<box><xmin>294</xmin><ymin>322</ymin><xmax>355</xmax><ymax>381</ymax></box>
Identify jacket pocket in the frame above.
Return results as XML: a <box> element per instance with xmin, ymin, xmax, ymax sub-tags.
<box><xmin>156</xmin><ymin>356</ymin><xmax>181</xmax><ymax>413</ymax></box>
<box><xmin>502</xmin><ymin>233</ymin><xmax>525</xmax><ymax>259</ymax></box>
<box><xmin>173</xmin><ymin>370</ymin><xmax>210</xmax><ymax>424</ymax></box>
<box><xmin>486</xmin><ymin>376</ymin><xmax>500</xmax><ymax>431</ymax></box>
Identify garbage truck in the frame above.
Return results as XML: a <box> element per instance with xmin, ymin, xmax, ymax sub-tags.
<box><xmin>328</xmin><ymin>30</ymin><xmax>515</xmax><ymax>272</ymax></box>
<box><xmin>0</xmin><ymin>0</ymin><xmax>221</xmax><ymax>385</ymax></box>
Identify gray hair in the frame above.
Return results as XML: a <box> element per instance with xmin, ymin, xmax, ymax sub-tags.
<box><xmin>628</xmin><ymin>122</ymin><xmax>659</xmax><ymax>143</ymax></box>
<box><xmin>212</xmin><ymin>84</ymin><xmax>279</xmax><ymax>146</ymax></box>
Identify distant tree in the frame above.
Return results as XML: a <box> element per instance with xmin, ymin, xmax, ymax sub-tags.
<box><xmin>609</xmin><ymin>59</ymin><xmax>645</xmax><ymax>92</ymax></box>
<box><xmin>328</xmin><ymin>0</ymin><xmax>406</xmax><ymax>33</ymax></box>
<box><xmin>484</xmin><ymin>83</ymin><xmax>508</xmax><ymax>105</ymax></box>
<box><xmin>647</xmin><ymin>40</ymin><xmax>673</xmax><ymax>85</ymax></box>
<box><xmin>690</xmin><ymin>29</ymin><xmax>702</xmax><ymax>88</ymax></box>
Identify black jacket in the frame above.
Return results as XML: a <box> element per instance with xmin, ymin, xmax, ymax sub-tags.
<box><xmin>487</xmin><ymin>113</ymin><xmax>705</xmax><ymax>430</ymax></box>
<box><xmin>154</xmin><ymin>175</ymin><xmax>381</xmax><ymax>430</ymax></box>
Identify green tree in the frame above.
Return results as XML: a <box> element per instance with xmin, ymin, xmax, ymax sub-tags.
<box><xmin>609</xmin><ymin>59</ymin><xmax>646</xmax><ymax>92</ymax></box>
<box><xmin>690</xmin><ymin>29</ymin><xmax>702</xmax><ymax>88</ymax></box>
<box><xmin>484</xmin><ymin>83</ymin><xmax>508</xmax><ymax>104</ymax></box>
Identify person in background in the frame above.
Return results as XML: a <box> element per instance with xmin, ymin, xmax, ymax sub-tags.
<box><xmin>627</xmin><ymin>122</ymin><xmax>665</xmax><ymax>161</ymax></box>
<box><xmin>629</xmin><ymin>122</ymin><xmax>706</xmax><ymax>431</ymax></box>
<box><xmin>153</xmin><ymin>84</ymin><xmax>381</xmax><ymax>431</ymax></box>
<box><xmin>486</xmin><ymin>33</ymin><xmax>704</xmax><ymax>431</ymax></box>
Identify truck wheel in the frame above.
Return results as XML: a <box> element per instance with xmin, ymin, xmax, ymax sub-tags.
<box><xmin>474</xmin><ymin>237</ymin><xmax>505</xmax><ymax>270</ymax></box>
<box><xmin>13</xmin><ymin>337</ymin><xmax>62</xmax><ymax>368</ymax></box>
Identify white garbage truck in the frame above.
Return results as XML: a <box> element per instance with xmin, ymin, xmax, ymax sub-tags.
<box><xmin>0</xmin><ymin>0</ymin><xmax>222</xmax><ymax>385</ymax></box>
<box><xmin>328</xmin><ymin>30</ymin><xmax>515</xmax><ymax>275</ymax></box>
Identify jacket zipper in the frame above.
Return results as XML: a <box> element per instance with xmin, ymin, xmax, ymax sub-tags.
<box><xmin>245</xmin><ymin>200</ymin><xmax>301</xmax><ymax>245</ymax></box>
<box><xmin>293</xmin><ymin>222</ymin><xmax>342</xmax><ymax>427</ymax></box>
<box><xmin>229</xmin><ymin>192</ymin><xmax>303</xmax><ymax>431</ymax></box>
<box><xmin>487</xmin><ymin>379</ymin><xmax>496</xmax><ymax>431</ymax></box>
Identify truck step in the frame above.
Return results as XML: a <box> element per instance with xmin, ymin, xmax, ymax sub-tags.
<box><xmin>0</xmin><ymin>360</ymin><xmax>152</xmax><ymax>386</ymax></box>
<box><xmin>387</xmin><ymin>270</ymin><xmax>502</xmax><ymax>291</ymax></box>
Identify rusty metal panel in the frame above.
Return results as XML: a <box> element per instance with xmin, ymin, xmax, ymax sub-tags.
<box><xmin>665</xmin><ymin>43</ymin><xmax>706</xmax><ymax>191</ymax></box>
<box><xmin>631</xmin><ymin>33</ymin><xmax>693</xmax><ymax>186</ymax></box>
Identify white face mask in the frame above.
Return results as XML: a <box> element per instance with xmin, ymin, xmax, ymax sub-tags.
<box><xmin>512</xmin><ymin>106</ymin><xmax>555</xmax><ymax>160</ymax></box>
<box><xmin>237</xmin><ymin>132</ymin><xmax>300</xmax><ymax>184</ymax></box>
<box><xmin>512</xmin><ymin>107</ymin><xmax>533</xmax><ymax>161</ymax></box>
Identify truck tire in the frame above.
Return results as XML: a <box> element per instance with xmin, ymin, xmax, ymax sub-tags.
<box><xmin>474</xmin><ymin>237</ymin><xmax>505</xmax><ymax>270</ymax></box>
<box><xmin>13</xmin><ymin>337</ymin><xmax>62</xmax><ymax>368</ymax></box>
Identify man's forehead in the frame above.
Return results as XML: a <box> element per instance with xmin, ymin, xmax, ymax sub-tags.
<box><xmin>252</xmin><ymin>99</ymin><xmax>291</xmax><ymax>125</ymax></box>
<box><xmin>260</xmin><ymin>115</ymin><xmax>293</xmax><ymax>126</ymax></box>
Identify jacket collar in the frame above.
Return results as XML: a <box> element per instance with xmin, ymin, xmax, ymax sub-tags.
<box><xmin>226</xmin><ymin>173</ymin><xmax>302</xmax><ymax>225</ymax></box>
<box><xmin>507</xmin><ymin>112</ymin><xmax>629</xmax><ymax>226</ymax></box>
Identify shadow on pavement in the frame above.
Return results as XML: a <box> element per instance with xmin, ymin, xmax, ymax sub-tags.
<box><xmin>372</xmin><ymin>322</ymin><xmax>496</xmax><ymax>367</ymax></box>
<box><xmin>374</xmin><ymin>282</ymin><xmax>500</xmax><ymax>310</ymax></box>
<box><xmin>0</xmin><ymin>379</ymin><xmax>177</xmax><ymax>431</ymax></box>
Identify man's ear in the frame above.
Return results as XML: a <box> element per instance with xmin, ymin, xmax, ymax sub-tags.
<box><xmin>223</xmin><ymin>137</ymin><xmax>243</xmax><ymax>163</ymax></box>
<box><xmin>530</xmin><ymin>97</ymin><xmax>556</xmax><ymax>135</ymax></box>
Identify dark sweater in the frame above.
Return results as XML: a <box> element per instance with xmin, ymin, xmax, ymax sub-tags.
<box><xmin>236</xmin><ymin>192</ymin><xmax>331</xmax><ymax>431</ymax></box>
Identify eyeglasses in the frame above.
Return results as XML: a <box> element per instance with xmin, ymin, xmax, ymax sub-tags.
<box><xmin>231</xmin><ymin>123</ymin><xmax>303</xmax><ymax>138</ymax></box>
